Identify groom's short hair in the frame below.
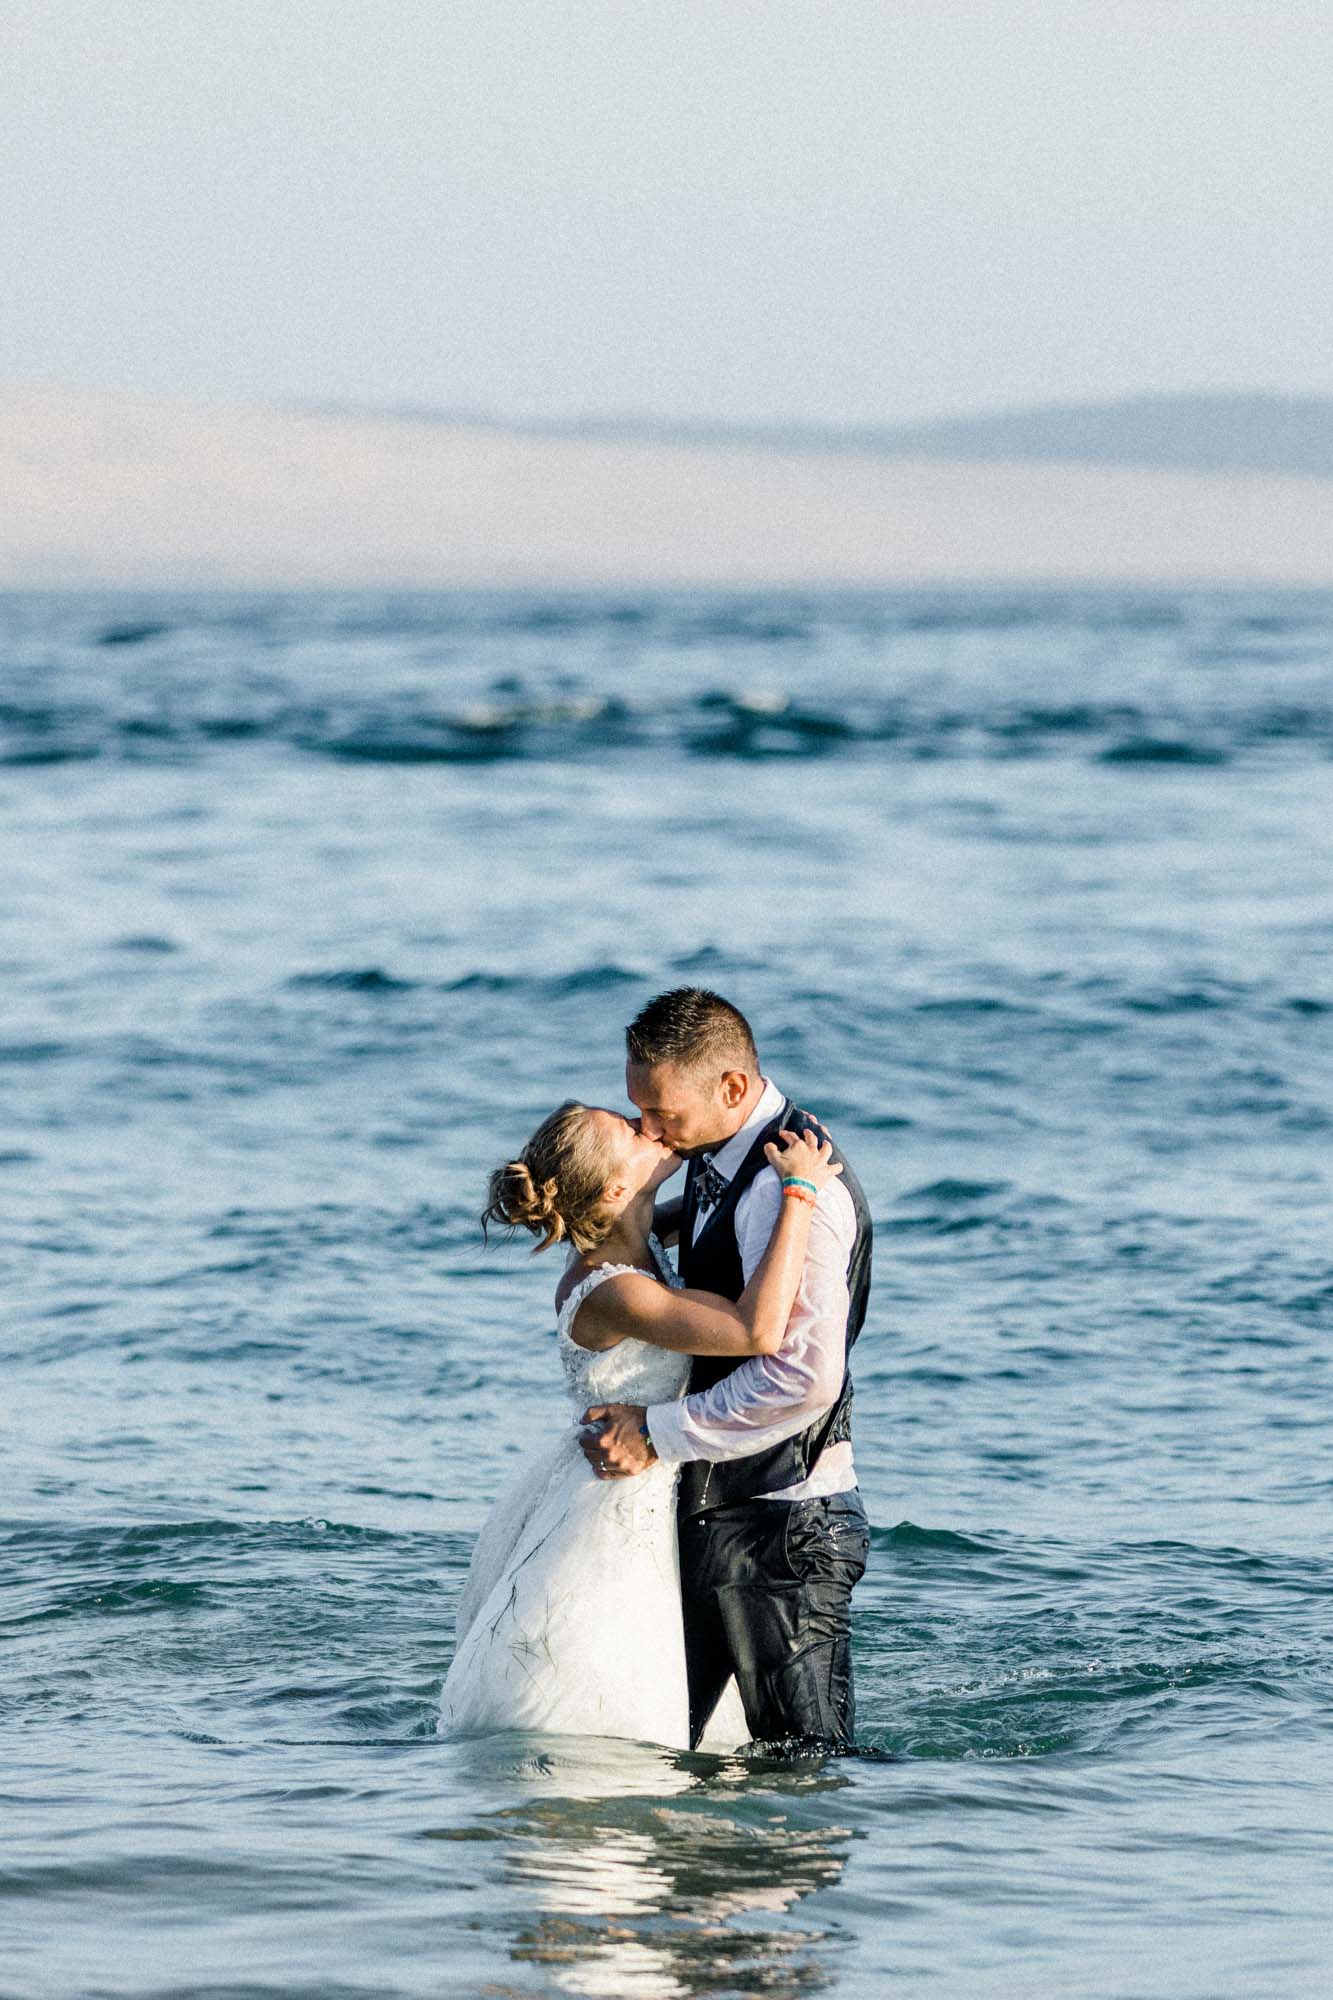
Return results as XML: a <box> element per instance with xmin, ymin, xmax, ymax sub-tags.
<box><xmin>626</xmin><ymin>987</ymin><xmax>760</xmax><ymax>1079</ymax></box>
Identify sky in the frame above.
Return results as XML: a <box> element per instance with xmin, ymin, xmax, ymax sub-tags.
<box><xmin>5</xmin><ymin>0</ymin><xmax>1331</xmax><ymax>427</ymax></box>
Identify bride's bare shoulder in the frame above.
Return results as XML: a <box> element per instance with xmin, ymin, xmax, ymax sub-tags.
<box><xmin>557</xmin><ymin>1260</ymin><xmax>663</xmax><ymax>1352</ymax></box>
<box><xmin>554</xmin><ymin>1256</ymin><xmax>595</xmax><ymax>1317</ymax></box>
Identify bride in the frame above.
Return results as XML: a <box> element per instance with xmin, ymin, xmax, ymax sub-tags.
<box><xmin>437</xmin><ymin>1099</ymin><xmax>842</xmax><ymax>1750</ymax></box>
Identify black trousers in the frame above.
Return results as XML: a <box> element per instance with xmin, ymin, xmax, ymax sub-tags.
<box><xmin>678</xmin><ymin>1489</ymin><xmax>870</xmax><ymax>1750</ymax></box>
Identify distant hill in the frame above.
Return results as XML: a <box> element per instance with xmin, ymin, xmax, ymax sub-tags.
<box><xmin>5</xmin><ymin>381</ymin><xmax>1333</xmax><ymax>587</ymax></box>
<box><xmin>354</xmin><ymin>391</ymin><xmax>1333</xmax><ymax>481</ymax></box>
<box><xmin>821</xmin><ymin>393</ymin><xmax>1333</xmax><ymax>479</ymax></box>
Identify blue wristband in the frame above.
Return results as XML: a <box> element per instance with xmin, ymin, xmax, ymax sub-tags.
<box><xmin>781</xmin><ymin>1176</ymin><xmax>819</xmax><ymax>1196</ymax></box>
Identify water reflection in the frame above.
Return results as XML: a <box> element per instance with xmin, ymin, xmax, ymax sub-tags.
<box><xmin>436</xmin><ymin>1734</ymin><xmax>853</xmax><ymax>1998</ymax></box>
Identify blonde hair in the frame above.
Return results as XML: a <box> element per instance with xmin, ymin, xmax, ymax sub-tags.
<box><xmin>482</xmin><ymin>1100</ymin><xmax>620</xmax><ymax>1253</ymax></box>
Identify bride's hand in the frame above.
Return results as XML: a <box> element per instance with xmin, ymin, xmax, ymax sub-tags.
<box><xmin>763</xmin><ymin>1125</ymin><xmax>843</xmax><ymax>1192</ymax></box>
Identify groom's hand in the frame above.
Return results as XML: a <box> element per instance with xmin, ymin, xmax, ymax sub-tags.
<box><xmin>580</xmin><ymin>1404</ymin><xmax>657</xmax><ymax>1478</ymax></box>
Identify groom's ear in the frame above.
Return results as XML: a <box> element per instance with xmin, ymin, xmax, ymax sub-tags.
<box><xmin>718</xmin><ymin>1069</ymin><xmax>751</xmax><ymax>1109</ymax></box>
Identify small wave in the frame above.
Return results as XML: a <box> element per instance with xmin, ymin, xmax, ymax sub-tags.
<box><xmin>0</xmin><ymin>1514</ymin><xmax>418</xmax><ymax>1559</ymax></box>
<box><xmin>1284</xmin><ymin>1282</ymin><xmax>1333</xmax><ymax>1320</ymax></box>
<box><xmin>1098</xmin><ymin>737</ymin><xmax>1229</xmax><ymax>765</ymax></box>
<box><xmin>0</xmin><ymin>741</ymin><xmax>101</xmax><ymax>766</ymax></box>
<box><xmin>668</xmin><ymin>944</ymin><xmax>771</xmax><ymax>975</ymax></box>
<box><xmin>995</xmin><ymin>702</ymin><xmax>1127</xmax><ymax>737</ymax></box>
<box><xmin>670</xmin><ymin>609</ymin><xmax>815</xmax><ymax>645</ymax></box>
<box><xmin>441</xmin><ymin>965</ymin><xmax>644</xmax><ymax>999</ymax></box>
<box><xmin>911</xmin><ymin>996</ymin><xmax>1034</xmax><ymax>1019</ymax></box>
<box><xmin>899</xmin><ymin>1178</ymin><xmax>1010</xmax><ymax>1203</ymax></box>
<box><xmin>442</xmin><ymin>971</ymin><xmax>521</xmax><ymax>994</ymax></box>
<box><xmin>900</xmin><ymin>601</ymin><xmax>1056</xmax><ymax>632</ymax></box>
<box><xmin>0</xmin><ymin>1039</ymin><xmax>70</xmax><ymax>1065</ymax></box>
<box><xmin>309</xmin><ymin>728</ymin><xmax>517</xmax><ymax>764</ymax></box>
<box><xmin>686</xmin><ymin>693</ymin><xmax>856</xmax><ymax>759</ymax></box>
<box><xmin>541</xmin><ymin>965</ymin><xmax>643</xmax><ymax>996</ymax></box>
<box><xmin>1120</xmin><ymin>983</ymin><xmax>1241</xmax><ymax>1014</ymax></box>
<box><xmin>496</xmin><ymin>602</ymin><xmax>651</xmax><ymax>635</ymax></box>
<box><xmin>872</xmin><ymin>1522</ymin><xmax>996</xmax><ymax>1554</ymax></box>
<box><xmin>96</xmin><ymin>621</ymin><xmax>171</xmax><ymax>647</ymax></box>
<box><xmin>737</xmin><ymin>1733</ymin><xmax>903</xmax><ymax>1762</ymax></box>
<box><xmin>286</xmin><ymin>968</ymin><xmax>418</xmax><ymax>992</ymax></box>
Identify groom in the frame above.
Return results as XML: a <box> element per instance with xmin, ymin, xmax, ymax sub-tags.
<box><xmin>580</xmin><ymin>987</ymin><xmax>872</xmax><ymax>1750</ymax></box>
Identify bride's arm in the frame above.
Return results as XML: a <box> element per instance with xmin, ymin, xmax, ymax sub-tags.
<box><xmin>570</xmin><ymin>1132</ymin><xmax>841</xmax><ymax>1357</ymax></box>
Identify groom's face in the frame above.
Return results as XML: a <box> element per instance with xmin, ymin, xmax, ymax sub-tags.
<box><xmin>626</xmin><ymin>1059</ymin><xmax>742</xmax><ymax>1156</ymax></box>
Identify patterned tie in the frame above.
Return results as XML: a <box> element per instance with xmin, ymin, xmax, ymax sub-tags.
<box><xmin>694</xmin><ymin>1156</ymin><xmax>730</xmax><ymax>1215</ymax></box>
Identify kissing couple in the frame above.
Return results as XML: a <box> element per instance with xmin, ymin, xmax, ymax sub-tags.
<box><xmin>438</xmin><ymin>986</ymin><xmax>873</xmax><ymax>1753</ymax></box>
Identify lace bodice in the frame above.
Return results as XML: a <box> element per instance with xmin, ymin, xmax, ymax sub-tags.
<box><xmin>556</xmin><ymin>1234</ymin><xmax>691</xmax><ymax>1408</ymax></box>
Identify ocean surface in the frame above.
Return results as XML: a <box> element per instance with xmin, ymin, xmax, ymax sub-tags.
<box><xmin>3</xmin><ymin>587</ymin><xmax>1331</xmax><ymax>2000</ymax></box>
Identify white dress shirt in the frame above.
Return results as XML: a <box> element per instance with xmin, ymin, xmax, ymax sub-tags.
<box><xmin>645</xmin><ymin>1077</ymin><xmax>858</xmax><ymax>1501</ymax></box>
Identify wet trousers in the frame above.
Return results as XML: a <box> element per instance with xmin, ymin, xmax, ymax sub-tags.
<box><xmin>678</xmin><ymin>1489</ymin><xmax>871</xmax><ymax>1750</ymax></box>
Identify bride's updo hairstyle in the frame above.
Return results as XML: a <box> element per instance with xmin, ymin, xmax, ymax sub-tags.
<box><xmin>482</xmin><ymin>1100</ymin><xmax>620</xmax><ymax>1254</ymax></box>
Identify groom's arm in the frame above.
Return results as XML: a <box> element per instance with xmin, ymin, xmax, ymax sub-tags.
<box><xmin>642</xmin><ymin>1170</ymin><xmax>853</xmax><ymax>1466</ymax></box>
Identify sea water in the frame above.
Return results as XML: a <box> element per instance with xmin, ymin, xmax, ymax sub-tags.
<box><xmin>3</xmin><ymin>588</ymin><xmax>1331</xmax><ymax>1998</ymax></box>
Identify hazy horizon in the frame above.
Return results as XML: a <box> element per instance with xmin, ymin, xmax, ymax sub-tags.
<box><xmin>12</xmin><ymin>372</ymin><xmax>1331</xmax><ymax>439</ymax></box>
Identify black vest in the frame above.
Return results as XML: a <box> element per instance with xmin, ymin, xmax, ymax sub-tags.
<box><xmin>676</xmin><ymin>1098</ymin><xmax>872</xmax><ymax>1517</ymax></box>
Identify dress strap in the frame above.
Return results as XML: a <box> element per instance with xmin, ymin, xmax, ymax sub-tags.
<box><xmin>556</xmin><ymin>1237</ymin><xmax>678</xmax><ymax>1342</ymax></box>
<box><xmin>555</xmin><ymin>1260</ymin><xmax>640</xmax><ymax>1343</ymax></box>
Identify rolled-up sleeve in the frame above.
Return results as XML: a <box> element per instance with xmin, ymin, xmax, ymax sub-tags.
<box><xmin>645</xmin><ymin>1170</ymin><xmax>853</xmax><ymax>1465</ymax></box>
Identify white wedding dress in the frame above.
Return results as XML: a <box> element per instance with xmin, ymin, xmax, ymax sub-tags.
<box><xmin>437</xmin><ymin>1235</ymin><xmax>747</xmax><ymax>1750</ymax></box>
